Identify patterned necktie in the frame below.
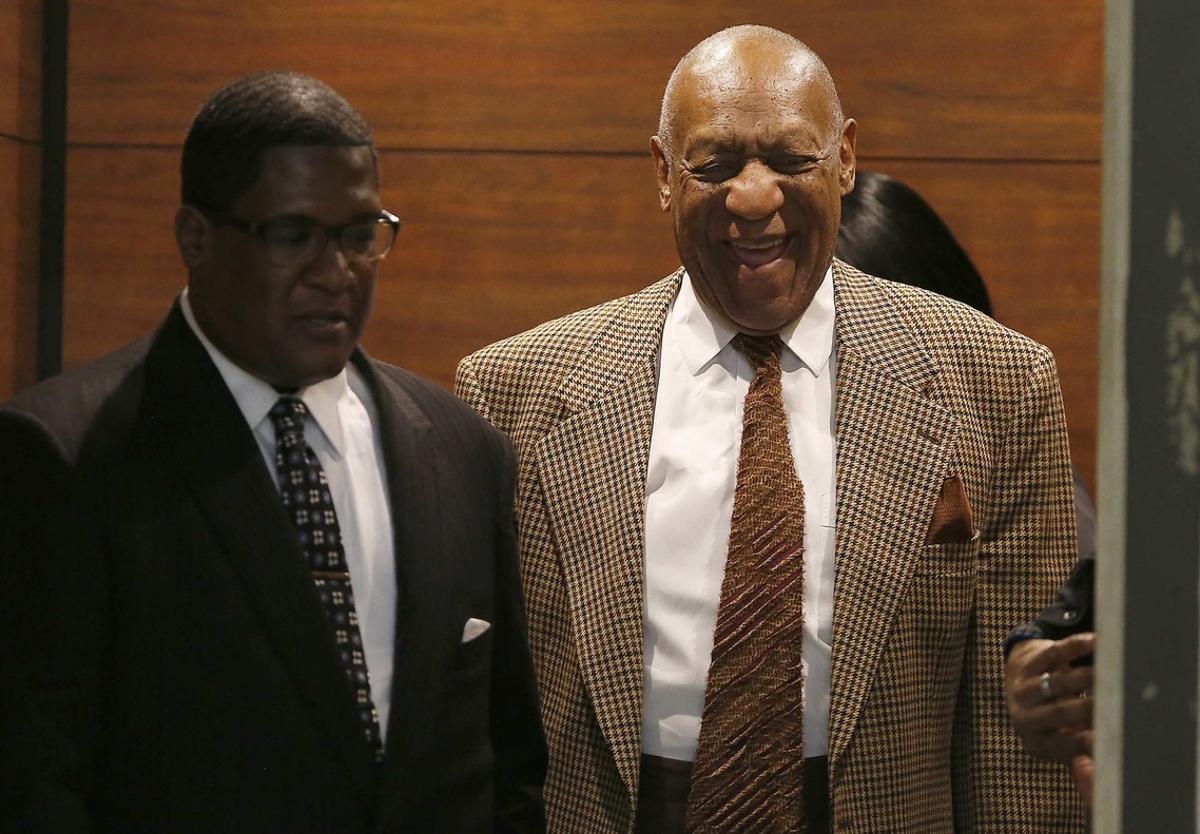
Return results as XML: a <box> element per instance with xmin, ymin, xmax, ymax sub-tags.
<box><xmin>269</xmin><ymin>397</ymin><xmax>384</xmax><ymax>762</ymax></box>
<box><xmin>686</xmin><ymin>334</ymin><xmax>807</xmax><ymax>833</ymax></box>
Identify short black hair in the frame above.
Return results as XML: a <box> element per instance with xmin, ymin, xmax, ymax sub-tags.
<box><xmin>836</xmin><ymin>170</ymin><xmax>993</xmax><ymax>317</ymax></box>
<box><xmin>181</xmin><ymin>70</ymin><xmax>374</xmax><ymax>212</ymax></box>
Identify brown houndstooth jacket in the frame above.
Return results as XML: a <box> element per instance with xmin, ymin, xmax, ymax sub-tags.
<box><xmin>456</xmin><ymin>261</ymin><xmax>1086</xmax><ymax>833</ymax></box>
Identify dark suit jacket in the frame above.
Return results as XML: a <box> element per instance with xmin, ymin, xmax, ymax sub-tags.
<box><xmin>0</xmin><ymin>304</ymin><xmax>546</xmax><ymax>833</ymax></box>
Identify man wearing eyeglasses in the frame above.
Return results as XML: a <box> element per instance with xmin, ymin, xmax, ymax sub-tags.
<box><xmin>0</xmin><ymin>71</ymin><xmax>545</xmax><ymax>833</ymax></box>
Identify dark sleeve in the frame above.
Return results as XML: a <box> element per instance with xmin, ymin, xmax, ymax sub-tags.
<box><xmin>1003</xmin><ymin>464</ymin><xmax>1096</xmax><ymax>655</ymax></box>
<box><xmin>0</xmin><ymin>410</ymin><xmax>108</xmax><ymax>833</ymax></box>
<box><xmin>488</xmin><ymin>433</ymin><xmax>547</xmax><ymax>833</ymax></box>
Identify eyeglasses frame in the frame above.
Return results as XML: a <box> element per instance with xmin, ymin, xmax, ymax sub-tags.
<box><xmin>200</xmin><ymin>207</ymin><xmax>401</xmax><ymax>268</ymax></box>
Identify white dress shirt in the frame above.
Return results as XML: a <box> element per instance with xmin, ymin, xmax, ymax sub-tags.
<box><xmin>180</xmin><ymin>290</ymin><xmax>397</xmax><ymax>742</ymax></box>
<box><xmin>641</xmin><ymin>267</ymin><xmax>837</xmax><ymax>760</ymax></box>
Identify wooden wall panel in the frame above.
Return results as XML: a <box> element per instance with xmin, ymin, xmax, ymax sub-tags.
<box><xmin>61</xmin><ymin>1</ymin><xmax>1102</xmax><ymax>483</ymax></box>
<box><xmin>364</xmin><ymin>152</ymin><xmax>677</xmax><ymax>376</ymax></box>
<box><xmin>0</xmin><ymin>139</ymin><xmax>41</xmax><ymax>400</ymax></box>
<box><xmin>0</xmin><ymin>0</ymin><xmax>41</xmax><ymax>400</ymax></box>
<box><xmin>0</xmin><ymin>0</ymin><xmax>41</xmax><ymax>140</ymax></box>
<box><xmin>62</xmin><ymin>148</ymin><xmax>1098</xmax><ymax>483</ymax></box>
<box><xmin>61</xmin><ymin>148</ymin><xmax>181</xmax><ymax>367</ymax></box>
<box><xmin>67</xmin><ymin>1</ymin><xmax>1101</xmax><ymax>161</ymax></box>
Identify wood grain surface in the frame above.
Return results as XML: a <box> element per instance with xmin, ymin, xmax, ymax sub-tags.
<box><xmin>0</xmin><ymin>139</ymin><xmax>41</xmax><ymax>399</ymax></box>
<box><xmin>32</xmin><ymin>0</ymin><xmax>1106</xmax><ymax>481</ymax></box>
<box><xmin>0</xmin><ymin>0</ymin><xmax>41</xmax><ymax>399</ymax></box>
<box><xmin>66</xmin><ymin>1</ymin><xmax>1101</xmax><ymax>161</ymax></box>
<box><xmin>0</xmin><ymin>0</ymin><xmax>42</xmax><ymax>141</ymax></box>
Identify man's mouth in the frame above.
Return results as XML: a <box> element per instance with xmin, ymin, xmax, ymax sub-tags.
<box><xmin>725</xmin><ymin>236</ymin><xmax>791</xmax><ymax>268</ymax></box>
<box><xmin>296</xmin><ymin>312</ymin><xmax>351</xmax><ymax>333</ymax></box>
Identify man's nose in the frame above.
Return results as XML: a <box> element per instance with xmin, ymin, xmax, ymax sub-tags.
<box><xmin>304</xmin><ymin>234</ymin><xmax>355</xmax><ymax>290</ymax></box>
<box><xmin>725</xmin><ymin>161</ymin><xmax>785</xmax><ymax>220</ymax></box>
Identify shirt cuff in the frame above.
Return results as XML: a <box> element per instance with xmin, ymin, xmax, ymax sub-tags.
<box><xmin>1003</xmin><ymin>622</ymin><xmax>1048</xmax><ymax>658</ymax></box>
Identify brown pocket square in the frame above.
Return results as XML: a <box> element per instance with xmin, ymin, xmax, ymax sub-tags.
<box><xmin>926</xmin><ymin>475</ymin><xmax>975</xmax><ymax>544</ymax></box>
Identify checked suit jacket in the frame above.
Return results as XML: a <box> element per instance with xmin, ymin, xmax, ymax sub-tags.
<box><xmin>0</xmin><ymin>303</ymin><xmax>546</xmax><ymax>833</ymax></box>
<box><xmin>456</xmin><ymin>261</ymin><xmax>1086</xmax><ymax>833</ymax></box>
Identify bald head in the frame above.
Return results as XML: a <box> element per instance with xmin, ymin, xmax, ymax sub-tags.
<box><xmin>649</xmin><ymin>25</ymin><xmax>856</xmax><ymax>334</ymax></box>
<box><xmin>657</xmin><ymin>26</ymin><xmax>843</xmax><ymax>167</ymax></box>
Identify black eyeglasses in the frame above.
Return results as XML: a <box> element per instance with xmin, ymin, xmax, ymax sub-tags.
<box><xmin>206</xmin><ymin>209</ymin><xmax>401</xmax><ymax>268</ymax></box>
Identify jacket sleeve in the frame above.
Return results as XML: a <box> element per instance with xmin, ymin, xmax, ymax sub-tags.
<box><xmin>1003</xmin><ymin>466</ymin><xmax>1097</xmax><ymax>655</ymax></box>
<box><xmin>0</xmin><ymin>409</ymin><xmax>107</xmax><ymax>833</ymax></box>
<box><xmin>951</xmin><ymin>349</ymin><xmax>1087</xmax><ymax>832</ymax></box>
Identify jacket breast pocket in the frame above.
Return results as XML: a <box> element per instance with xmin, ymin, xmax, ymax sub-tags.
<box><xmin>440</xmin><ymin>626</ymin><xmax>492</xmax><ymax>748</ymax></box>
<box><xmin>448</xmin><ymin>626</ymin><xmax>493</xmax><ymax>692</ymax></box>
<box><xmin>899</xmin><ymin>532</ymin><xmax>981</xmax><ymax>688</ymax></box>
<box><xmin>915</xmin><ymin>530</ymin><xmax>981</xmax><ymax>578</ymax></box>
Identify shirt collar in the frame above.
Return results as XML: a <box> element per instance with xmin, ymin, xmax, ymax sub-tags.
<box><xmin>672</xmin><ymin>264</ymin><xmax>835</xmax><ymax>377</ymax></box>
<box><xmin>179</xmin><ymin>288</ymin><xmax>349</xmax><ymax>456</ymax></box>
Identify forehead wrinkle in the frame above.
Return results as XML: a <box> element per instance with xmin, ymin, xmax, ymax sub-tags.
<box><xmin>676</xmin><ymin>76</ymin><xmax>837</xmax><ymax>159</ymax></box>
<box><xmin>661</xmin><ymin>28</ymin><xmax>845</xmax><ymax>163</ymax></box>
<box><xmin>683</xmin><ymin>119</ymin><xmax>825</xmax><ymax>160</ymax></box>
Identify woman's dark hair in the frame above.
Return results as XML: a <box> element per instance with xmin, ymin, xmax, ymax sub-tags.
<box><xmin>836</xmin><ymin>170</ymin><xmax>993</xmax><ymax>317</ymax></box>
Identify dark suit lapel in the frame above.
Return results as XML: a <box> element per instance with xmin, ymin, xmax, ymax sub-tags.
<box><xmin>139</xmin><ymin>305</ymin><xmax>377</xmax><ymax>810</ymax></box>
<box><xmin>533</xmin><ymin>272</ymin><xmax>681</xmax><ymax>798</ymax></box>
<box><xmin>353</xmin><ymin>356</ymin><xmax>457</xmax><ymax>801</ymax></box>
<box><xmin>826</xmin><ymin>264</ymin><xmax>959</xmax><ymax>767</ymax></box>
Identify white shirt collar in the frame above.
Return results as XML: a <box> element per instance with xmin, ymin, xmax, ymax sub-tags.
<box><xmin>672</xmin><ymin>264</ymin><xmax>835</xmax><ymax>377</ymax></box>
<box><xmin>179</xmin><ymin>288</ymin><xmax>349</xmax><ymax>457</ymax></box>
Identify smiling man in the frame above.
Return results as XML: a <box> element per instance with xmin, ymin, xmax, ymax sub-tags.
<box><xmin>457</xmin><ymin>26</ymin><xmax>1084</xmax><ymax>834</ymax></box>
<box><xmin>0</xmin><ymin>72</ymin><xmax>544</xmax><ymax>833</ymax></box>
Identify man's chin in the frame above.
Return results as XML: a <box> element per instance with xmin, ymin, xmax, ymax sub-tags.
<box><xmin>687</xmin><ymin>259</ymin><xmax>811</xmax><ymax>333</ymax></box>
<box><xmin>725</xmin><ymin>308</ymin><xmax>795</xmax><ymax>335</ymax></box>
<box><xmin>270</xmin><ymin>352</ymin><xmax>356</xmax><ymax>390</ymax></box>
<box><xmin>722</xmin><ymin>277</ymin><xmax>809</xmax><ymax>333</ymax></box>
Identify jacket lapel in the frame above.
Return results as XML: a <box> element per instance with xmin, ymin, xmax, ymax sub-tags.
<box><xmin>523</xmin><ymin>265</ymin><xmax>956</xmax><ymax>782</ymax></box>
<box><xmin>533</xmin><ymin>272</ymin><xmax>681</xmax><ymax>798</ymax></box>
<box><xmin>826</xmin><ymin>263</ymin><xmax>960</xmax><ymax>767</ymax></box>
<box><xmin>139</xmin><ymin>306</ymin><xmax>377</xmax><ymax>811</ymax></box>
<box><xmin>358</xmin><ymin>358</ymin><xmax>458</xmax><ymax>803</ymax></box>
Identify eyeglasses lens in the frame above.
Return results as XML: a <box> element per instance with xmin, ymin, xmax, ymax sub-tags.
<box><xmin>259</xmin><ymin>218</ymin><xmax>395</xmax><ymax>267</ymax></box>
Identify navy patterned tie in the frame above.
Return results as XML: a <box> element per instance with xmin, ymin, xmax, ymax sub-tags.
<box><xmin>269</xmin><ymin>397</ymin><xmax>383</xmax><ymax>762</ymax></box>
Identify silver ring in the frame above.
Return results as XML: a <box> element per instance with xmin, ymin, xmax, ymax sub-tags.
<box><xmin>1038</xmin><ymin>672</ymin><xmax>1054</xmax><ymax>701</ymax></box>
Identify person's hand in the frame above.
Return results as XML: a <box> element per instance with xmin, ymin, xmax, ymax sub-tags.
<box><xmin>1004</xmin><ymin>632</ymin><xmax>1095</xmax><ymax>762</ymax></box>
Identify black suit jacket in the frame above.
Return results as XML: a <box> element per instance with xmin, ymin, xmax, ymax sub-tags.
<box><xmin>0</xmin><ymin>305</ymin><xmax>546</xmax><ymax>833</ymax></box>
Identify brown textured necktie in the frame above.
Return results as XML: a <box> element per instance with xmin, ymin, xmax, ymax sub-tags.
<box><xmin>686</xmin><ymin>333</ymin><xmax>807</xmax><ymax>833</ymax></box>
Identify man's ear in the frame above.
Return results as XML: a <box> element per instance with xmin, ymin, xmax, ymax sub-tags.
<box><xmin>175</xmin><ymin>205</ymin><xmax>211</xmax><ymax>270</ymax></box>
<box><xmin>650</xmin><ymin>135</ymin><xmax>672</xmax><ymax>212</ymax></box>
<box><xmin>838</xmin><ymin>118</ymin><xmax>858</xmax><ymax>195</ymax></box>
